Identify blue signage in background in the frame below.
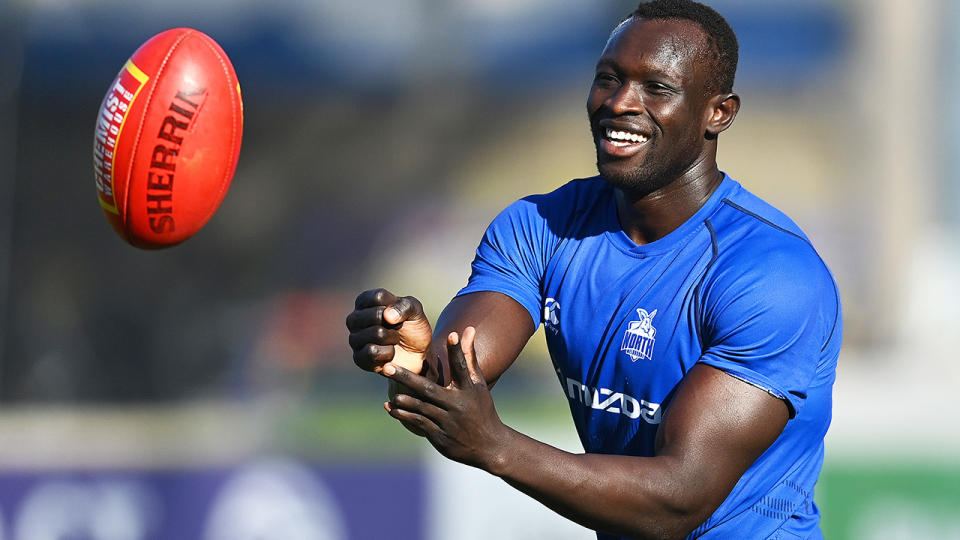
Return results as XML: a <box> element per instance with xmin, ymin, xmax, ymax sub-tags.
<box><xmin>0</xmin><ymin>459</ymin><xmax>424</xmax><ymax>540</ymax></box>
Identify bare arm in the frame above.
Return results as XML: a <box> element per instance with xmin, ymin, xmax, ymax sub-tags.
<box><xmin>427</xmin><ymin>291</ymin><xmax>535</xmax><ymax>386</ymax></box>
<box><xmin>385</xmin><ymin>329</ymin><xmax>789</xmax><ymax>540</ymax></box>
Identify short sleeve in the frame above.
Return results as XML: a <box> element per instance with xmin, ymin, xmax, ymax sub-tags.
<box><xmin>697</xmin><ymin>241</ymin><xmax>839</xmax><ymax>418</ymax></box>
<box><xmin>456</xmin><ymin>197</ymin><xmax>557</xmax><ymax>328</ymax></box>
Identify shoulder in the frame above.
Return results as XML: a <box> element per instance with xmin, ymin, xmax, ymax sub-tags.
<box><xmin>513</xmin><ymin>176</ymin><xmax>609</xmax><ymax>216</ymax></box>
<box><xmin>463</xmin><ymin>178</ymin><xmax>611</xmax><ymax>325</ymax></box>
<box><xmin>701</xmin><ymin>182</ymin><xmax>840</xmax><ymax>335</ymax></box>
<box><xmin>708</xmin><ymin>181</ymin><xmax>814</xmax><ymax>248</ymax></box>
<box><xmin>492</xmin><ymin>176</ymin><xmax>611</xmax><ymax>234</ymax></box>
<box><xmin>708</xmin><ymin>182</ymin><xmax>833</xmax><ymax>283</ymax></box>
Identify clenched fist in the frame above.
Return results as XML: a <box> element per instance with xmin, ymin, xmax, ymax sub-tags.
<box><xmin>346</xmin><ymin>288</ymin><xmax>433</xmax><ymax>375</ymax></box>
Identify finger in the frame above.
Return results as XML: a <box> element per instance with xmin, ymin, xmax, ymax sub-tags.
<box><xmin>345</xmin><ymin>306</ymin><xmax>386</xmax><ymax>332</ymax></box>
<box><xmin>383</xmin><ymin>363</ymin><xmax>444</xmax><ymax>403</ymax></box>
<box><xmin>383</xmin><ymin>295</ymin><xmax>426</xmax><ymax>326</ymax></box>
<box><xmin>446</xmin><ymin>331</ymin><xmax>472</xmax><ymax>388</ymax></box>
<box><xmin>348</xmin><ymin>325</ymin><xmax>400</xmax><ymax>351</ymax></box>
<box><xmin>386</xmin><ymin>402</ymin><xmax>442</xmax><ymax>436</ymax></box>
<box><xmin>460</xmin><ymin>326</ymin><xmax>485</xmax><ymax>385</ymax></box>
<box><xmin>355</xmin><ymin>288</ymin><xmax>398</xmax><ymax>310</ymax></box>
<box><xmin>384</xmin><ymin>402</ymin><xmax>427</xmax><ymax>437</ymax></box>
<box><xmin>392</xmin><ymin>392</ymin><xmax>447</xmax><ymax>422</ymax></box>
<box><xmin>353</xmin><ymin>343</ymin><xmax>394</xmax><ymax>372</ymax></box>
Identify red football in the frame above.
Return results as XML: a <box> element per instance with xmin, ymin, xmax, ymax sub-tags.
<box><xmin>92</xmin><ymin>28</ymin><xmax>243</xmax><ymax>249</ymax></box>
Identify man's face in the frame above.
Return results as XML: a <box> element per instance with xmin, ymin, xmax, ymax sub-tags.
<box><xmin>588</xmin><ymin>17</ymin><xmax>717</xmax><ymax>195</ymax></box>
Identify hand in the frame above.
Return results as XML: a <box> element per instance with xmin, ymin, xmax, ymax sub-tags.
<box><xmin>346</xmin><ymin>288</ymin><xmax>433</xmax><ymax>374</ymax></box>
<box><xmin>383</xmin><ymin>327</ymin><xmax>512</xmax><ymax>471</ymax></box>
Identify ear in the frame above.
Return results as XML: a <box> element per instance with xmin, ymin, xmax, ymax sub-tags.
<box><xmin>705</xmin><ymin>93</ymin><xmax>740</xmax><ymax>138</ymax></box>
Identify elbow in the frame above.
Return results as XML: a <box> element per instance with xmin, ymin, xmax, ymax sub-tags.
<box><xmin>637</xmin><ymin>463</ymin><xmax>731</xmax><ymax>540</ymax></box>
<box><xmin>651</xmin><ymin>510</ymin><xmax>710</xmax><ymax>540</ymax></box>
<box><xmin>621</xmin><ymin>488</ymin><xmax>719</xmax><ymax>540</ymax></box>
<box><xmin>651</xmin><ymin>507</ymin><xmax>710</xmax><ymax>540</ymax></box>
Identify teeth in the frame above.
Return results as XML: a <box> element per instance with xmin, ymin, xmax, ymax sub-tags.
<box><xmin>605</xmin><ymin>128</ymin><xmax>648</xmax><ymax>144</ymax></box>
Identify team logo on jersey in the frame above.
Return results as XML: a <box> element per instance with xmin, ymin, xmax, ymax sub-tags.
<box><xmin>543</xmin><ymin>298</ymin><xmax>560</xmax><ymax>334</ymax></box>
<box><xmin>620</xmin><ymin>308</ymin><xmax>657</xmax><ymax>361</ymax></box>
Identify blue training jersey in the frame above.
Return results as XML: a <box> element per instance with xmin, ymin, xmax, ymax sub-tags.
<box><xmin>457</xmin><ymin>174</ymin><xmax>841</xmax><ymax>539</ymax></box>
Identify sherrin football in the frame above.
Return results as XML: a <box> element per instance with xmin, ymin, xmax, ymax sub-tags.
<box><xmin>92</xmin><ymin>28</ymin><xmax>243</xmax><ymax>249</ymax></box>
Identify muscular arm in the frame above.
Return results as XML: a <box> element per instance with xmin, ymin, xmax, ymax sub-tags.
<box><xmin>492</xmin><ymin>365</ymin><xmax>787</xmax><ymax>539</ymax></box>
<box><xmin>385</xmin><ymin>332</ymin><xmax>789</xmax><ymax>540</ymax></box>
<box><xmin>426</xmin><ymin>291</ymin><xmax>536</xmax><ymax>386</ymax></box>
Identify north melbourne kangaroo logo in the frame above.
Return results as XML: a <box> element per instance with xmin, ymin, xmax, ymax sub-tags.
<box><xmin>543</xmin><ymin>298</ymin><xmax>560</xmax><ymax>334</ymax></box>
<box><xmin>621</xmin><ymin>308</ymin><xmax>657</xmax><ymax>361</ymax></box>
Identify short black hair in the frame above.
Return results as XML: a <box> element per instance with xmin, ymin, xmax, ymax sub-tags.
<box><xmin>629</xmin><ymin>0</ymin><xmax>738</xmax><ymax>93</ymax></box>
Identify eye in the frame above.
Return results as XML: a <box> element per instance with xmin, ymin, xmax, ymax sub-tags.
<box><xmin>593</xmin><ymin>72</ymin><xmax>620</xmax><ymax>87</ymax></box>
<box><xmin>645</xmin><ymin>82</ymin><xmax>676</xmax><ymax>96</ymax></box>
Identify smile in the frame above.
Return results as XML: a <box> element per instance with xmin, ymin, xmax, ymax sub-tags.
<box><xmin>598</xmin><ymin>126</ymin><xmax>651</xmax><ymax>158</ymax></box>
<box><xmin>604</xmin><ymin>128</ymin><xmax>649</xmax><ymax>146</ymax></box>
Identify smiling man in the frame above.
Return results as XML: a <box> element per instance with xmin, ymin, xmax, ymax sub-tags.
<box><xmin>346</xmin><ymin>1</ymin><xmax>841</xmax><ymax>538</ymax></box>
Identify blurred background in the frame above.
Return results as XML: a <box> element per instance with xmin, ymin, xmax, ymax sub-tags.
<box><xmin>1</xmin><ymin>0</ymin><xmax>959</xmax><ymax>538</ymax></box>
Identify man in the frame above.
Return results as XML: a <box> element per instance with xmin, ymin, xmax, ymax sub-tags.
<box><xmin>346</xmin><ymin>1</ymin><xmax>841</xmax><ymax>538</ymax></box>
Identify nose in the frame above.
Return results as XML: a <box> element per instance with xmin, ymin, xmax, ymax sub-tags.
<box><xmin>606</xmin><ymin>82</ymin><xmax>643</xmax><ymax>115</ymax></box>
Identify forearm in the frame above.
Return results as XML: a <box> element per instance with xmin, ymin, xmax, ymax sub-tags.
<box><xmin>486</xmin><ymin>428</ymin><xmax>710</xmax><ymax>540</ymax></box>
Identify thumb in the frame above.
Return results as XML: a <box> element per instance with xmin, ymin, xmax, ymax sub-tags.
<box><xmin>460</xmin><ymin>326</ymin><xmax>485</xmax><ymax>385</ymax></box>
<box><xmin>384</xmin><ymin>296</ymin><xmax>426</xmax><ymax>325</ymax></box>
<box><xmin>383</xmin><ymin>297</ymin><xmax>433</xmax><ymax>357</ymax></box>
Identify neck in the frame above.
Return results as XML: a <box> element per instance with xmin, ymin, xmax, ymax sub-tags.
<box><xmin>613</xmin><ymin>160</ymin><xmax>724</xmax><ymax>246</ymax></box>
